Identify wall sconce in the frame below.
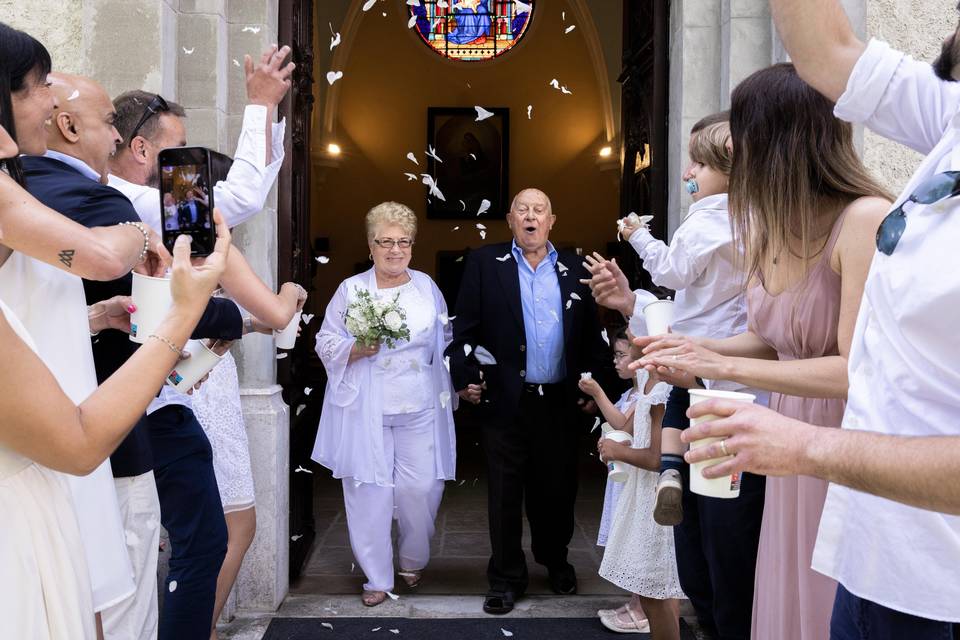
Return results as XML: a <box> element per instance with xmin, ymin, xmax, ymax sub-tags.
<box><xmin>598</xmin><ymin>145</ymin><xmax>613</xmax><ymax>158</ymax></box>
<box><xmin>327</xmin><ymin>143</ymin><xmax>342</xmax><ymax>156</ymax></box>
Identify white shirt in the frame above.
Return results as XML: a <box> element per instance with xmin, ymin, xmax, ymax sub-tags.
<box><xmin>108</xmin><ymin>104</ymin><xmax>286</xmax><ymax>232</ymax></box>
<box><xmin>811</xmin><ymin>38</ymin><xmax>960</xmax><ymax>622</ymax></box>
<box><xmin>627</xmin><ymin>194</ymin><xmax>748</xmax><ymax>341</ymax></box>
<box><xmin>375</xmin><ymin>279</ymin><xmax>436</xmax><ymax>415</ymax></box>
<box><xmin>109</xmin><ymin>104</ymin><xmax>283</xmax><ymax>415</ymax></box>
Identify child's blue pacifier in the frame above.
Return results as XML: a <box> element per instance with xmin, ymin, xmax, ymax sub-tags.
<box><xmin>685</xmin><ymin>179</ymin><xmax>700</xmax><ymax>195</ymax></box>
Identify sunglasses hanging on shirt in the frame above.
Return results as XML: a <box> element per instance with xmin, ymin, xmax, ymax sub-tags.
<box><xmin>876</xmin><ymin>170</ymin><xmax>960</xmax><ymax>255</ymax></box>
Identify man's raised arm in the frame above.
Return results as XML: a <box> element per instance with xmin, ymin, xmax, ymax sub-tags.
<box><xmin>770</xmin><ymin>0</ymin><xmax>866</xmax><ymax>101</ymax></box>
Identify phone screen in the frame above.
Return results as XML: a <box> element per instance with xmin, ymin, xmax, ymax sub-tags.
<box><xmin>158</xmin><ymin>146</ymin><xmax>216</xmax><ymax>256</ymax></box>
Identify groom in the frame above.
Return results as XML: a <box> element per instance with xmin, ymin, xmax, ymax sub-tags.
<box><xmin>448</xmin><ymin>188</ymin><xmax>610</xmax><ymax>615</ymax></box>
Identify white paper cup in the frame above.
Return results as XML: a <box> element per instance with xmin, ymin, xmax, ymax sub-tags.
<box><xmin>604</xmin><ymin>430</ymin><xmax>634</xmax><ymax>483</ymax></box>
<box><xmin>274</xmin><ymin>311</ymin><xmax>302</xmax><ymax>350</ymax></box>
<box><xmin>687</xmin><ymin>389</ymin><xmax>756</xmax><ymax>499</ymax></box>
<box><xmin>642</xmin><ymin>299</ymin><xmax>674</xmax><ymax>336</ymax></box>
<box><xmin>165</xmin><ymin>340</ymin><xmax>224</xmax><ymax>393</ymax></box>
<box><xmin>130</xmin><ymin>272</ymin><xmax>172</xmax><ymax>344</ymax></box>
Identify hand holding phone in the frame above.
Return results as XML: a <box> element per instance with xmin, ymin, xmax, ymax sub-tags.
<box><xmin>159</xmin><ymin>146</ymin><xmax>216</xmax><ymax>257</ymax></box>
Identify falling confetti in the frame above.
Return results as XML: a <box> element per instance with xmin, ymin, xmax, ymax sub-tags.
<box><xmin>565</xmin><ymin>300</ymin><xmax>572</xmax><ymax>310</ymax></box>
<box><xmin>362</xmin><ymin>0</ymin><xmax>377</xmax><ymax>10</ymax></box>
<box><xmin>320</xmin><ymin>621</ymin><xmax>332</xmax><ymax>629</ymax></box>
<box><xmin>502</xmin><ymin>629</ymin><xmax>515</xmax><ymax>638</ymax></box>
<box><xmin>549</xmin><ymin>78</ymin><xmax>560</xmax><ymax>90</ymax></box>
<box><xmin>496</xmin><ymin>254</ymin><xmax>512</xmax><ymax>262</ymax></box>
<box><xmin>565</xmin><ymin>25</ymin><xmax>576</xmax><ymax>34</ymax></box>
<box><xmin>480</xmin><ymin>230</ymin><xmax>487</xmax><ymax>240</ymax></box>
<box><xmin>382</xmin><ymin>11</ymin><xmax>387</xmax><ymax>16</ymax></box>
<box><xmin>557</xmin><ymin>260</ymin><xmax>569</xmax><ymax>273</ymax></box>
<box><xmin>570</xmin><ymin>292</ymin><xmax>582</xmax><ymax>301</ymax></box>
<box><xmin>232</xmin><ymin>59</ymin><xmax>241</xmax><ymax>67</ymax></box>
<box><xmin>326</xmin><ymin>71</ymin><xmax>343</xmax><ymax>85</ymax></box>
<box><xmin>421</xmin><ymin>174</ymin><xmax>446</xmax><ymax>201</ymax></box>
<box><xmin>452</xmin><ymin>225</ymin><xmax>460</xmax><ymax>231</ymax></box>
<box><xmin>438</xmin><ymin>0</ymin><xmax>449</xmax><ymax>7</ymax></box>
<box><xmin>406</xmin><ymin>152</ymin><xmax>419</xmax><ymax>165</ymax></box>
<box><xmin>515</xmin><ymin>0</ymin><xmax>532</xmax><ymax>14</ymax></box>
<box><xmin>390</xmin><ymin>631</ymin><xmax>400</xmax><ymax>635</ymax></box>
<box><xmin>169</xmin><ymin>580</ymin><xmax>178</xmax><ymax>592</ymax></box>
<box><xmin>407</xmin><ymin>14</ymin><xmax>418</xmax><ymax>28</ymax></box>
<box><xmin>304</xmin><ymin>387</ymin><xmax>313</xmax><ymax>395</ymax></box>
<box><xmin>468</xmin><ymin>152</ymin><xmax>477</xmax><ymax>160</ymax></box>
<box><xmin>387</xmin><ymin>591</ymin><xmax>400</xmax><ymax>600</ymax></box>
<box><xmin>562</xmin><ymin>10</ymin><xmax>566</xmax><ymax>19</ymax></box>
<box><xmin>302</xmin><ymin>313</ymin><xmax>315</xmax><ymax>324</ymax></box>
<box><xmin>464</xmin><ymin>344</ymin><xmax>473</xmax><ymax>357</ymax></box>
<box><xmin>330</xmin><ymin>32</ymin><xmax>341</xmax><ymax>50</ymax></box>
<box><xmin>404</xmin><ymin>172</ymin><xmax>418</xmax><ymax>181</ymax></box>
<box><xmin>591</xmin><ymin>417</ymin><xmax>601</xmax><ymax>433</ymax></box>
<box><xmin>455</xmin><ymin>256</ymin><xmax>464</xmax><ymax>262</ymax></box>
<box><xmin>182</xmin><ymin>47</ymin><xmax>195</xmax><ymax>55</ymax></box>
<box><xmin>474</xmin><ymin>106</ymin><xmax>495</xmax><ymax>121</ymax></box>
<box><xmin>562</xmin><ymin>85</ymin><xmax>573</xmax><ymax>94</ymax></box>
<box><xmin>426</xmin><ymin>145</ymin><xmax>443</xmax><ymax>163</ymax></box>
<box><xmin>473</xmin><ymin>477</ymin><xmax>479</xmax><ymax>486</ymax></box>
<box><xmin>276</xmin><ymin>353</ymin><xmax>288</xmax><ymax>360</ymax></box>
<box><xmin>443</xmin><ymin>356</ymin><xmax>451</xmax><ymax>372</ymax></box>
<box><xmin>292</xmin><ymin>534</ymin><xmax>304</xmax><ymax>542</ymax></box>
<box><xmin>372</xmin><ymin>628</ymin><xmax>381</xmax><ymax>632</ymax></box>
<box><xmin>352</xmin><ymin>563</ymin><xmax>356</xmax><ymax>572</ymax></box>
<box><xmin>407</xmin><ymin>0</ymin><xmax>420</xmax><ymax>4</ymax></box>
<box><xmin>242</xmin><ymin>25</ymin><xmax>262</xmax><ymax>33</ymax></box>
<box><xmin>67</xmin><ymin>89</ymin><xmax>80</xmax><ymax>101</ymax></box>
<box><xmin>458</xmin><ymin>480</ymin><xmax>466</xmax><ymax>486</ymax></box>
<box><xmin>295</xmin><ymin>465</ymin><xmax>313</xmax><ymax>474</ymax></box>
<box><xmin>601</xmin><ymin>329</ymin><xmax>609</xmax><ymax>345</ymax></box>
<box><xmin>439</xmin><ymin>391</ymin><xmax>451</xmax><ymax>409</ymax></box>
<box><xmin>316</xmin><ymin>256</ymin><xmax>330</xmax><ymax>264</ymax></box>
<box><xmin>476</xmin><ymin>223</ymin><xmax>487</xmax><ymax>230</ymax></box>
<box><xmin>477</xmin><ymin>198</ymin><xmax>491</xmax><ymax>216</ymax></box>
<box><xmin>527</xmin><ymin>105</ymin><xmax>532</xmax><ymax>119</ymax></box>
<box><xmin>438</xmin><ymin>312</ymin><xmax>450</xmax><ymax>325</ymax></box>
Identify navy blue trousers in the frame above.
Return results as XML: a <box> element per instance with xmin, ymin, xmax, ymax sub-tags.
<box><xmin>665</xmin><ymin>388</ymin><xmax>765</xmax><ymax>640</ymax></box>
<box><xmin>149</xmin><ymin>405</ymin><xmax>227</xmax><ymax>640</ymax></box>
<box><xmin>831</xmin><ymin>584</ymin><xmax>956</xmax><ymax>640</ymax></box>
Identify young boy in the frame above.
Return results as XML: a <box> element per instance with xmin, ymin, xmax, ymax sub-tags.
<box><xmin>621</xmin><ymin>117</ymin><xmax>750</xmax><ymax>526</ymax></box>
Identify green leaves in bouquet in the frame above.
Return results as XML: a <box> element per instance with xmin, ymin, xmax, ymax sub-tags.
<box><xmin>343</xmin><ymin>288</ymin><xmax>411</xmax><ymax>349</ymax></box>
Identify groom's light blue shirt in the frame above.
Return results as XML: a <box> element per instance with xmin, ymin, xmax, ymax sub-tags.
<box><xmin>511</xmin><ymin>239</ymin><xmax>565</xmax><ymax>384</ymax></box>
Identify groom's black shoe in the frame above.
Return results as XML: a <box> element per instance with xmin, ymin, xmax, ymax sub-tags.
<box><xmin>548</xmin><ymin>564</ymin><xmax>578</xmax><ymax>595</ymax></box>
<box><xmin>483</xmin><ymin>590</ymin><xmax>516</xmax><ymax>615</ymax></box>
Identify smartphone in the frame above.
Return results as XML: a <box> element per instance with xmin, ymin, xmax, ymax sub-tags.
<box><xmin>158</xmin><ymin>146</ymin><xmax>216</xmax><ymax>256</ymax></box>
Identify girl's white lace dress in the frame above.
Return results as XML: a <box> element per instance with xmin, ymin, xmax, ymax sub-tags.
<box><xmin>597</xmin><ymin>387</ymin><xmax>642</xmax><ymax>547</ymax></box>
<box><xmin>598</xmin><ymin>371</ymin><xmax>686</xmax><ymax>599</ymax></box>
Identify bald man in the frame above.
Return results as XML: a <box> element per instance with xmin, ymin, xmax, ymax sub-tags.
<box><xmin>446</xmin><ymin>188</ymin><xmax>611</xmax><ymax>614</ymax></box>
<box><xmin>20</xmin><ymin>72</ymin><xmax>243</xmax><ymax>640</ymax></box>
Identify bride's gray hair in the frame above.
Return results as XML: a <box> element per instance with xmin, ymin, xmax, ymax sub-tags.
<box><xmin>366</xmin><ymin>201</ymin><xmax>418</xmax><ymax>241</ymax></box>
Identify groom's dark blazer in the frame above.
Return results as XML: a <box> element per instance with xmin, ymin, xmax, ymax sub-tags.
<box><xmin>22</xmin><ymin>154</ymin><xmax>242</xmax><ymax>477</ymax></box>
<box><xmin>446</xmin><ymin>241</ymin><xmax>612</xmax><ymax>426</ymax></box>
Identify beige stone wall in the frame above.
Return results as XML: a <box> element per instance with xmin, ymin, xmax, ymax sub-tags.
<box><xmin>863</xmin><ymin>1</ymin><xmax>955</xmax><ymax>194</ymax></box>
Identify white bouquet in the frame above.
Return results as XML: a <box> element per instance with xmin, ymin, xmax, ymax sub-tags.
<box><xmin>343</xmin><ymin>288</ymin><xmax>410</xmax><ymax>348</ymax></box>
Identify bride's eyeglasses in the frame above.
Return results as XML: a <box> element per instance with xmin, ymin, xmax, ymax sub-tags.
<box><xmin>373</xmin><ymin>238</ymin><xmax>414</xmax><ymax>249</ymax></box>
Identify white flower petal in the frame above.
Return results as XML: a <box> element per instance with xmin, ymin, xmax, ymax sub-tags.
<box><xmin>321</xmin><ymin>621</ymin><xmax>332</xmax><ymax>629</ymax></box>
<box><xmin>496</xmin><ymin>254</ymin><xmax>512</xmax><ymax>262</ymax></box>
<box><xmin>67</xmin><ymin>89</ymin><xmax>80</xmax><ymax>101</ymax></box>
<box><xmin>464</xmin><ymin>344</ymin><xmax>473</xmax><ymax>357</ymax></box>
<box><xmin>326</xmin><ymin>71</ymin><xmax>343</xmax><ymax>85</ymax></box>
<box><xmin>549</xmin><ymin>78</ymin><xmax>559</xmax><ymax>89</ymax></box>
<box><xmin>182</xmin><ymin>47</ymin><xmax>195</xmax><ymax>55</ymax></box>
<box><xmin>601</xmin><ymin>329</ymin><xmax>609</xmax><ymax>345</ymax></box>
<box><xmin>515</xmin><ymin>0</ymin><xmax>532</xmax><ymax>14</ymax></box>
<box><xmin>362</xmin><ymin>0</ymin><xmax>377</xmax><ymax>10</ymax></box>
<box><xmin>407</xmin><ymin>14</ymin><xmax>418</xmax><ymax>28</ymax></box>
<box><xmin>330</xmin><ymin>32</ymin><xmax>341</xmax><ymax>50</ymax></box>
<box><xmin>477</xmin><ymin>198</ymin><xmax>491</xmax><ymax>216</ymax></box>
<box><xmin>591</xmin><ymin>416</ymin><xmax>601</xmax><ymax>433</ymax></box>
<box><xmin>426</xmin><ymin>144</ymin><xmax>443</xmax><ymax>163</ymax></box>
<box><xmin>302</xmin><ymin>313</ymin><xmax>315</xmax><ymax>324</ymax></box>
<box><xmin>439</xmin><ymin>391</ymin><xmax>451</xmax><ymax>409</ymax></box>
<box><xmin>443</xmin><ymin>356</ymin><xmax>451</xmax><ymax>372</ymax></box>
<box><xmin>168</xmin><ymin>580</ymin><xmax>178</xmax><ymax>592</ymax></box>
<box><xmin>304</xmin><ymin>387</ymin><xmax>313</xmax><ymax>395</ymax></box>
<box><xmin>480</xmin><ymin>230</ymin><xmax>487</xmax><ymax>240</ymax></box>
<box><xmin>502</xmin><ymin>629</ymin><xmax>514</xmax><ymax>637</ymax></box>
<box><xmin>570</xmin><ymin>292</ymin><xmax>582</xmax><ymax>301</ymax></box>
<box><xmin>452</xmin><ymin>225</ymin><xmax>460</xmax><ymax>231</ymax></box>
<box><xmin>526</xmin><ymin>105</ymin><xmax>532</xmax><ymax>119</ymax></box>
<box><xmin>458</xmin><ymin>480</ymin><xmax>466</xmax><ymax>486</ymax></box>
<box><xmin>565</xmin><ymin>300</ymin><xmax>572</xmax><ymax>310</ymax></box>
<box><xmin>538</xmin><ymin>384</ymin><xmax>544</xmax><ymax>396</ymax></box>
<box><xmin>556</xmin><ymin>260</ymin><xmax>568</xmax><ymax>272</ymax></box>
<box><xmin>564</xmin><ymin>25</ymin><xmax>576</xmax><ymax>34</ymax></box>
<box><xmin>295</xmin><ymin>465</ymin><xmax>313</xmax><ymax>474</ymax></box>
<box><xmin>276</xmin><ymin>353</ymin><xmax>288</xmax><ymax>359</ymax></box>
<box><xmin>390</xmin><ymin>630</ymin><xmax>400</xmax><ymax>635</ymax></box>
<box><xmin>455</xmin><ymin>256</ymin><xmax>464</xmax><ymax>262</ymax></box>
<box><xmin>474</xmin><ymin>106</ymin><xmax>494</xmax><ymax>121</ymax></box>
<box><xmin>406</xmin><ymin>152</ymin><xmax>419</xmax><ymax>165</ymax></box>
<box><xmin>476</xmin><ymin>223</ymin><xmax>487</xmax><ymax>230</ymax></box>
<box><xmin>561</xmin><ymin>85</ymin><xmax>573</xmax><ymax>95</ymax></box>
<box><xmin>292</xmin><ymin>534</ymin><xmax>304</xmax><ymax>541</ymax></box>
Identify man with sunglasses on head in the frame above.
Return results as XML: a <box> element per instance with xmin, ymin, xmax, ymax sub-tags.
<box><xmin>679</xmin><ymin>1</ymin><xmax>960</xmax><ymax>637</ymax></box>
<box><xmin>107</xmin><ymin>44</ymin><xmax>294</xmax><ymax>232</ymax></box>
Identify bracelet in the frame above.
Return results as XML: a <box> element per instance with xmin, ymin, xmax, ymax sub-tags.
<box><xmin>119</xmin><ymin>221</ymin><xmax>150</xmax><ymax>264</ymax></box>
<box><xmin>88</xmin><ymin>303</ymin><xmax>106</xmax><ymax>337</ymax></box>
<box><xmin>148</xmin><ymin>334</ymin><xmax>184</xmax><ymax>357</ymax></box>
<box><xmin>243</xmin><ymin>316</ymin><xmax>255</xmax><ymax>334</ymax></box>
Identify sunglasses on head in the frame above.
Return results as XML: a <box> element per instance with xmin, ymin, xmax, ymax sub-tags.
<box><xmin>127</xmin><ymin>94</ymin><xmax>170</xmax><ymax>147</ymax></box>
<box><xmin>876</xmin><ymin>170</ymin><xmax>960</xmax><ymax>255</ymax></box>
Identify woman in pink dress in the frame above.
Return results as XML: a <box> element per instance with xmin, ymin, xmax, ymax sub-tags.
<box><xmin>635</xmin><ymin>64</ymin><xmax>893</xmax><ymax>639</ymax></box>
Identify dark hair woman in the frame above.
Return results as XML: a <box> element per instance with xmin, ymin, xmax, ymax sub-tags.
<box><xmin>635</xmin><ymin>62</ymin><xmax>893</xmax><ymax>640</ymax></box>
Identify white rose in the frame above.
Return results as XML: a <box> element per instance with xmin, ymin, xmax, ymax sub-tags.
<box><xmin>383</xmin><ymin>310</ymin><xmax>403</xmax><ymax>332</ymax></box>
<box><xmin>345</xmin><ymin>312</ymin><xmax>369</xmax><ymax>337</ymax></box>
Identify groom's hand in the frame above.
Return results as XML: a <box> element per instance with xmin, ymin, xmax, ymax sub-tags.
<box><xmin>458</xmin><ymin>384</ymin><xmax>482</xmax><ymax>404</ymax></box>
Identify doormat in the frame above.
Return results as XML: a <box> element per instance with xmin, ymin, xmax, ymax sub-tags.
<box><xmin>263</xmin><ymin>616</ymin><xmax>697</xmax><ymax>639</ymax></box>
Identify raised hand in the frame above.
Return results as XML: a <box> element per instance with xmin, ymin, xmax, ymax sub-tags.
<box><xmin>245</xmin><ymin>44</ymin><xmax>295</xmax><ymax>107</ymax></box>
<box><xmin>580</xmin><ymin>253</ymin><xmax>635</xmax><ymax>316</ymax></box>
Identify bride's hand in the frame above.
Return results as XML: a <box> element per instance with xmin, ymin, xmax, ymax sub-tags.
<box><xmin>348</xmin><ymin>341</ymin><xmax>380</xmax><ymax>362</ymax></box>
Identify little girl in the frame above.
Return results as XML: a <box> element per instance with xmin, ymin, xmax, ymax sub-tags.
<box><xmin>581</xmin><ymin>329</ymin><xmax>644</xmax><ymax>550</ymax></box>
<box><xmin>581</xmin><ymin>332</ymin><xmax>684</xmax><ymax>638</ymax></box>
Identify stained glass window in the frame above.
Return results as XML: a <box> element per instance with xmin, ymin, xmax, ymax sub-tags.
<box><xmin>409</xmin><ymin>1</ymin><xmax>534</xmax><ymax>61</ymax></box>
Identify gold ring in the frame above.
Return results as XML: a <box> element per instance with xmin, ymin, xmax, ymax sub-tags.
<box><xmin>719</xmin><ymin>439</ymin><xmax>729</xmax><ymax>457</ymax></box>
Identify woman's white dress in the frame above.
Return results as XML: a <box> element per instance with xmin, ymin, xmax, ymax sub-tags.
<box><xmin>192</xmin><ymin>348</ymin><xmax>255</xmax><ymax>513</ymax></box>
<box><xmin>0</xmin><ymin>252</ymin><xmax>134</xmax><ymax>611</ymax></box>
<box><xmin>597</xmin><ymin>387</ymin><xmax>642</xmax><ymax>547</ymax></box>
<box><xmin>0</xmin><ymin>298</ymin><xmax>96</xmax><ymax>639</ymax></box>
<box><xmin>598</xmin><ymin>371</ymin><xmax>685</xmax><ymax>599</ymax></box>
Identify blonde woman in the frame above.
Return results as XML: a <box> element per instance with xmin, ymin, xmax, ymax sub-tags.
<box><xmin>312</xmin><ymin>202</ymin><xmax>456</xmax><ymax>607</ymax></box>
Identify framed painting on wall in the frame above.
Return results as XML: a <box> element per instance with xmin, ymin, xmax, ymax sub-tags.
<box><xmin>426</xmin><ymin>106</ymin><xmax>509</xmax><ymax>220</ymax></box>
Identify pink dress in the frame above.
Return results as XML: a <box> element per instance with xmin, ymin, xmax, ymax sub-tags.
<box><xmin>746</xmin><ymin>214</ymin><xmax>847</xmax><ymax>640</ymax></box>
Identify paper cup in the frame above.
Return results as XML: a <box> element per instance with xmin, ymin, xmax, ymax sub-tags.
<box><xmin>165</xmin><ymin>340</ymin><xmax>224</xmax><ymax>393</ymax></box>
<box><xmin>642</xmin><ymin>299</ymin><xmax>674</xmax><ymax>336</ymax></box>
<box><xmin>687</xmin><ymin>389</ymin><xmax>756</xmax><ymax>499</ymax></box>
<box><xmin>604</xmin><ymin>430</ymin><xmax>634</xmax><ymax>483</ymax></box>
<box><xmin>130</xmin><ymin>272</ymin><xmax>172</xmax><ymax>344</ymax></box>
<box><xmin>274</xmin><ymin>311</ymin><xmax>302</xmax><ymax>350</ymax></box>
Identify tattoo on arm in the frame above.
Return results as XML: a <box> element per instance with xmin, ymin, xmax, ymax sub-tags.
<box><xmin>58</xmin><ymin>249</ymin><xmax>76</xmax><ymax>269</ymax></box>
